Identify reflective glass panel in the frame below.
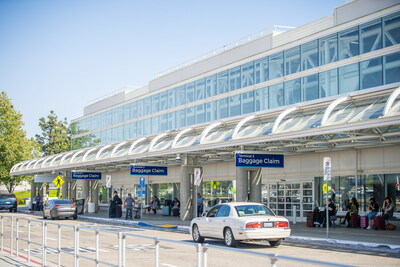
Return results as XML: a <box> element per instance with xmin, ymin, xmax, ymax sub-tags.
<box><xmin>195</xmin><ymin>79</ymin><xmax>205</xmax><ymax>101</ymax></box>
<box><xmin>339</xmin><ymin>63</ymin><xmax>359</xmax><ymax>94</ymax></box>
<box><xmin>217</xmin><ymin>71</ymin><xmax>228</xmax><ymax>94</ymax></box>
<box><xmin>217</xmin><ymin>98</ymin><xmax>228</xmax><ymax>119</ymax></box>
<box><xmin>241</xmin><ymin>91</ymin><xmax>254</xmax><ymax>114</ymax></box>
<box><xmin>136</xmin><ymin>99</ymin><xmax>144</xmax><ymax>118</ymax></box>
<box><xmin>269</xmin><ymin>83</ymin><xmax>284</xmax><ymax>108</ymax></box>
<box><xmin>319</xmin><ymin>69</ymin><xmax>338</xmax><ymax>98</ymax></box>
<box><xmin>186</xmin><ymin>82</ymin><xmax>195</xmax><ymax>103</ymax></box>
<box><xmin>229</xmin><ymin>94</ymin><xmax>241</xmax><ymax>117</ymax></box>
<box><xmin>269</xmin><ymin>52</ymin><xmax>283</xmax><ymax>80</ymax></box>
<box><xmin>168</xmin><ymin>88</ymin><xmax>176</xmax><ymax>109</ymax></box>
<box><xmin>160</xmin><ymin>114</ymin><xmax>168</xmax><ymax>132</ymax></box>
<box><xmin>302</xmin><ymin>73</ymin><xmax>319</xmax><ymax>101</ymax></box>
<box><xmin>167</xmin><ymin>112</ymin><xmax>175</xmax><ymax>130</ymax></box>
<box><xmin>284</xmin><ymin>78</ymin><xmax>301</xmax><ymax>105</ymax></box>
<box><xmin>301</xmin><ymin>40</ymin><xmax>318</xmax><ymax>71</ymax></box>
<box><xmin>143</xmin><ymin>118</ymin><xmax>152</xmax><ymax>136</ymax></box>
<box><xmin>144</xmin><ymin>97</ymin><xmax>152</xmax><ymax>116</ymax></box>
<box><xmin>176</xmin><ymin>86</ymin><xmax>186</xmax><ymax>105</ymax></box>
<box><xmin>255</xmin><ymin>57</ymin><xmax>268</xmax><ymax>83</ymax></box>
<box><xmin>196</xmin><ymin>104</ymin><xmax>206</xmax><ymax>124</ymax></box>
<box><xmin>130</xmin><ymin>102</ymin><xmax>137</xmax><ymax>120</ymax></box>
<box><xmin>206</xmin><ymin>100</ymin><xmax>217</xmax><ymax>122</ymax></box>
<box><xmin>151</xmin><ymin>116</ymin><xmax>159</xmax><ymax>134</ymax></box>
<box><xmin>206</xmin><ymin>75</ymin><xmax>217</xmax><ymax>98</ymax></box>
<box><xmin>124</xmin><ymin>104</ymin><xmax>131</xmax><ymax>121</ymax></box>
<box><xmin>160</xmin><ymin>91</ymin><xmax>168</xmax><ymax>111</ymax></box>
<box><xmin>152</xmin><ymin>94</ymin><xmax>160</xmax><ymax>113</ymax></box>
<box><xmin>229</xmin><ymin>67</ymin><xmax>241</xmax><ymax>91</ymax></box>
<box><xmin>360</xmin><ymin>19</ymin><xmax>382</xmax><ymax>54</ymax></box>
<box><xmin>176</xmin><ymin>109</ymin><xmax>186</xmax><ymax>128</ymax></box>
<box><xmin>384</xmin><ymin>12</ymin><xmax>400</xmax><ymax>48</ymax></box>
<box><xmin>186</xmin><ymin>106</ymin><xmax>195</xmax><ymax>126</ymax></box>
<box><xmin>136</xmin><ymin>120</ymin><xmax>143</xmax><ymax>137</ymax></box>
<box><xmin>241</xmin><ymin>62</ymin><xmax>254</xmax><ymax>87</ymax></box>
<box><xmin>319</xmin><ymin>34</ymin><xmax>337</xmax><ymax>65</ymax></box>
<box><xmin>339</xmin><ymin>27</ymin><xmax>359</xmax><ymax>60</ymax></box>
<box><xmin>384</xmin><ymin>52</ymin><xmax>400</xmax><ymax>84</ymax></box>
<box><xmin>285</xmin><ymin>46</ymin><xmax>300</xmax><ymax>75</ymax></box>
<box><xmin>361</xmin><ymin>57</ymin><xmax>383</xmax><ymax>89</ymax></box>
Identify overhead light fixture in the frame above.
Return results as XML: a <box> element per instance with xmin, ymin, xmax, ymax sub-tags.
<box><xmin>175</xmin><ymin>154</ymin><xmax>182</xmax><ymax>161</ymax></box>
<box><xmin>52</xmin><ymin>170</ymin><xmax>55</xmax><ymax>174</ymax></box>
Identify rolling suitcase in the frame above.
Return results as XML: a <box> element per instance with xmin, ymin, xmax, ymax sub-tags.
<box><xmin>306</xmin><ymin>212</ymin><xmax>314</xmax><ymax>227</ymax></box>
<box><xmin>172</xmin><ymin>207</ymin><xmax>179</xmax><ymax>216</ymax></box>
<box><xmin>373</xmin><ymin>215</ymin><xmax>385</xmax><ymax>230</ymax></box>
<box><xmin>350</xmin><ymin>213</ymin><xmax>360</xmax><ymax>228</ymax></box>
<box><xmin>162</xmin><ymin>206</ymin><xmax>170</xmax><ymax>216</ymax></box>
<box><xmin>360</xmin><ymin>215</ymin><xmax>368</xmax><ymax>228</ymax></box>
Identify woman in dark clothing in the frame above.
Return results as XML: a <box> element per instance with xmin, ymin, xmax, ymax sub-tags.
<box><xmin>342</xmin><ymin>197</ymin><xmax>358</xmax><ymax>227</ymax></box>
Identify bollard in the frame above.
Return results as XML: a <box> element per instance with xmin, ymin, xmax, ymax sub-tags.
<box><xmin>270</xmin><ymin>256</ymin><xmax>278</xmax><ymax>267</ymax></box>
<box><xmin>74</xmin><ymin>225</ymin><xmax>79</xmax><ymax>267</ymax></box>
<box><xmin>122</xmin><ymin>234</ymin><xmax>126</xmax><ymax>267</ymax></box>
<box><xmin>118</xmin><ymin>232</ymin><xmax>123</xmax><ymax>267</ymax></box>
<box><xmin>58</xmin><ymin>224</ymin><xmax>61</xmax><ymax>267</ymax></box>
<box><xmin>154</xmin><ymin>238</ymin><xmax>160</xmax><ymax>267</ymax></box>
<box><xmin>1</xmin><ymin>216</ymin><xmax>3</xmax><ymax>253</ymax></box>
<box><xmin>16</xmin><ymin>218</ymin><xmax>19</xmax><ymax>259</ymax></box>
<box><xmin>42</xmin><ymin>221</ymin><xmax>47</xmax><ymax>267</ymax></box>
<box><xmin>292</xmin><ymin>205</ymin><xmax>297</xmax><ymax>224</ymax></box>
<box><xmin>95</xmin><ymin>230</ymin><xmax>99</xmax><ymax>267</ymax></box>
<box><xmin>197</xmin><ymin>243</ymin><xmax>201</xmax><ymax>267</ymax></box>
<box><xmin>202</xmin><ymin>244</ymin><xmax>208</xmax><ymax>267</ymax></box>
<box><xmin>11</xmin><ymin>217</ymin><xmax>13</xmax><ymax>256</ymax></box>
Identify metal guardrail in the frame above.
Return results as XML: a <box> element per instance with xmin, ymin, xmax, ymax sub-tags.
<box><xmin>0</xmin><ymin>215</ymin><xmax>354</xmax><ymax>267</ymax></box>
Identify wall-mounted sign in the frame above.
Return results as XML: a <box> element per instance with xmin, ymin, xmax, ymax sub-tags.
<box><xmin>72</xmin><ymin>172</ymin><xmax>102</xmax><ymax>180</ymax></box>
<box><xmin>34</xmin><ymin>174</ymin><xmax>58</xmax><ymax>183</ymax></box>
<box><xmin>106</xmin><ymin>175</ymin><xmax>112</xmax><ymax>188</ymax></box>
<box><xmin>130</xmin><ymin>166</ymin><xmax>168</xmax><ymax>176</ymax></box>
<box><xmin>138</xmin><ymin>177</ymin><xmax>146</xmax><ymax>197</ymax></box>
<box><xmin>235</xmin><ymin>153</ymin><xmax>284</xmax><ymax>168</ymax></box>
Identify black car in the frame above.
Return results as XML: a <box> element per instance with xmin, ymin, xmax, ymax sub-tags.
<box><xmin>0</xmin><ymin>194</ymin><xmax>18</xmax><ymax>212</ymax></box>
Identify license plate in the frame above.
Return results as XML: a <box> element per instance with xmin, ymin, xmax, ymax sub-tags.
<box><xmin>5</xmin><ymin>202</ymin><xmax>10</xmax><ymax>204</ymax></box>
<box><xmin>263</xmin><ymin>222</ymin><xmax>273</xmax><ymax>228</ymax></box>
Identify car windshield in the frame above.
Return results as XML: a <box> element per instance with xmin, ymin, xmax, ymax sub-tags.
<box><xmin>0</xmin><ymin>194</ymin><xmax>16</xmax><ymax>199</ymax></box>
<box><xmin>53</xmin><ymin>200</ymin><xmax>73</xmax><ymax>205</ymax></box>
<box><xmin>235</xmin><ymin>205</ymin><xmax>274</xmax><ymax>217</ymax></box>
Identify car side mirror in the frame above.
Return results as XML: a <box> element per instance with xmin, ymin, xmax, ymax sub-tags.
<box><xmin>202</xmin><ymin>212</ymin><xmax>207</xmax><ymax>217</ymax></box>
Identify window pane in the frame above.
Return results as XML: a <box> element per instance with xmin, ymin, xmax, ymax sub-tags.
<box><xmin>339</xmin><ymin>27</ymin><xmax>359</xmax><ymax>60</ymax></box>
<box><xmin>195</xmin><ymin>79</ymin><xmax>206</xmax><ymax>101</ymax></box>
<box><xmin>196</xmin><ymin>104</ymin><xmax>205</xmax><ymax>124</ymax></box>
<box><xmin>186</xmin><ymin>82</ymin><xmax>195</xmax><ymax>103</ymax></box>
<box><xmin>160</xmin><ymin>91</ymin><xmax>168</xmax><ymax>111</ymax></box>
<box><xmin>136</xmin><ymin>120</ymin><xmax>143</xmax><ymax>137</ymax></box>
<box><xmin>160</xmin><ymin>114</ymin><xmax>168</xmax><ymax>132</ymax></box>
<box><xmin>151</xmin><ymin>116</ymin><xmax>159</xmax><ymax>134</ymax></box>
<box><xmin>302</xmin><ymin>74</ymin><xmax>319</xmax><ymax>101</ymax></box>
<box><xmin>217</xmin><ymin>71</ymin><xmax>228</xmax><ymax>94</ymax></box>
<box><xmin>206</xmin><ymin>75</ymin><xmax>217</xmax><ymax>98</ymax></box>
<box><xmin>167</xmin><ymin>112</ymin><xmax>175</xmax><ymax>130</ymax></box>
<box><xmin>137</xmin><ymin>99</ymin><xmax>144</xmax><ymax>118</ymax></box>
<box><xmin>319</xmin><ymin>34</ymin><xmax>337</xmax><ymax>65</ymax></box>
<box><xmin>384</xmin><ymin>12</ymin><xmax>400</xmax><ymax>48</ymax></box>
<box><xmin>384</xmin><ymin>52</ymin><xmax>400</xmax><ymax>84</ymax></box>
<box><xmin>229</xmin><ymin>94</ymin><xmax>241</xmax><ymax>117</ymax></box>
<box><xmin>186</xmin><ymin>106</ymin><xmax>195</xmax><ymax>126</ymax></box>
<box><xmin>269</xmin><ymin>52</ymin><xmax>283</xmax><ymax>80</ymax></box>
<box><xmin>152</xmin><ymin>94</ymin><xmax>160</xmax><ymax>113</ymax></box>
<box><xmin>144</xmin><ymin>97</ymin><xmax>152</xmax><ymax>116</ymax></box>
<box><xmin>284</xmin><ymin>78</ymin><xmax>301</xmax><ymax>105</ymax></box>
<box><xmin>241</xmin><ymin>62</ymin><xmax>254</xmax><ymax>87</ymax></box>
<box><xmin>143</xmin><ymin>118</ymin><xmax>151</xmax><ymax>136</ymax></box>
<box><xmin>206</xmin><ymin>101</ymin><xmax>217</xmax><ymax>122</ymax></box>
<box><xmin>269</xmin><ymin>83</ymin><xmax>284</xmax><ymax>108</ymax></box>
<box><xmin>229</xmin><ymin>67</ymin><xmax>241</xmax><ymax>91</ymax></box>
<box><xmin>217</xmin><ymin>98</ymin><xmax>228</xmax><ymax>119</ymax></box>
<box><xmin>285</xmin><ymin>46</ymin><xmax>300</xmax><ymax>75</ymax></box>
<box><xmin>124</xmin><ymin>104</ymin><xmax>131</xmax><ymax>121</ymax></box>
<box><xmin>176</xmin><ymin>109</ymin><xmax>186</xmax><ymax>128</ymax></box>
<box><xmin>301</xmin><ymin>40</ymin><xmax>318</xmax><ymax>71</ymax></box>
<box><xmin>339</xmin><ymin>63</ymin><xmax>359</xmax><ymax>94</ymax></box>
<box><xmin>360</xmin><ymin>19</ymin><xmax>382</xmax><ymax>54</ymax></box>
<box><xmin>319</xmin><ymin>69</ymin><xmax>338</xmax><ymax>98</ymax></box>
<box><xmin>255</xmin><ymin>57</ymin><xmax>268</xmax><ymax>83</ymax></box>
<box><xmin>168</xmin><ymin>88</ymin><xmax>176</xmax><ymax>109</ymax></box>
<box><xmin>361</xmin><ymin>57</ymin><xmax>382</xmax><ymax>89</ymax></box>
<box><xmin>176</xmin><ymin>86</ymin><xmax>186</xmax><ymax>106</ymax></box>
<box><xmin>241</xmin><ymin>91</ymin><xmax>254</xmax><ymax>114</ymax></box>
<box><xmin>130</xmin><ymin>102</ymin><xmax>137</xmax><ymax>120</ymax></box>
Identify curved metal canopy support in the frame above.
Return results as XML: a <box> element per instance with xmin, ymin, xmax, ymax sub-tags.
<box><xmin>200</xmin><ymin>122</ymin><xmax>222</xmax><ymax>144</ymax></box>
<box><xmin>70</xmin><ymin>150</ymin><xmax>86</xmax><ymax>164</ymax></box>
<box><xmin>18</xmin><ymin>161</ymin><xmax>30</xmax><ymax>172</ymax></box>
<box><xmin>50</xmin><ymin>154</ymin><xmax>63</xmax><ymax>167</ymax></box>
<box><xmin>272</xmin><ymin>106</ymin><xmax>299</xmax><ymax>133</ymax></box>
<box><xmin>110</xmin><ymin>142</ymin><xmax>127</xmax><ymax>157</ymax></box>
<box><xmin>60</xmin><ymin>151</ymin><xmax>74</xmax><ymax>165</ymax></box>
<box><xmin>383</xmin><ymin>86</ymin><xmax>400</xmax><ymax>116</ymax></box>
<box><xmin>172</xmin><ymin>128</ymin><xmax>193</xmax><ymax>148</ymax></box>
<box><xmin>149</xmin><ymin>133</ymin><xmax>168</xmax><ymax>152</ymax></box>
<box><xmin>41</xmin><ymin>155</ymin><xmax>55</xmax><ymax>168</ymax></box>
<box><xmin>95</xmin><ymin>145</ymin><xmax>112</xmax><ymax>160</ymax></box>
<box><xmin>128</xmin><ymin>138</ymin><xmax>146</xmax><ymax>155</ymax></box>
<box><xmin>26</xmin><ymin>159</ymin><xmax>39</xmax><ymax>170</ymax></box>
<box><xmin>321</xmin><ymin>95</ymin><xmax>351</xmax><ymax>126</ymax></box>
<box><xmin>83</xmin><ymin>147</ymin><xmax>100</xmax><ymax>162</ymax></box>
<box><xmin>33</xmin><ymin>158</ymin><xmax>45</xmax><ymax>170</ymax></box>
<box><xmin>10</xmin><ymin>162</ymin><xmax>24</xmax><ymax>173</ymax></box>
<box><xmin>232</xmin><ymin>115</ymin><xmax>257</xmax><ymax>140</ymax></box>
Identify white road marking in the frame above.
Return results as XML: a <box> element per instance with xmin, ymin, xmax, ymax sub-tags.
<box><xmin>162</xmin><ymin>264</ymin><xmax>179</xmax><ymax>267</ymax></box>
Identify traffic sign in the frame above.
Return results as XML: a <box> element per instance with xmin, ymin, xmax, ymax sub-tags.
<box><xmin>52</xmin><ymin>176</ymin><xmax>64</xmax><ymax>188</ymax></box>
<box><xmin>138</xmin><ymin>177</ymin><xmax>146</xmax><ymax>197</ymax></box>
<box><xmin>194</xmin><ymin>168</ymin><xmax>201</xmax><ymax>186</ymax></box>
<box><xmin>323</xmin><ymin>157</ymin><xmax>331</xmax><ymax>181</ymax></box>
<box><xmin>106</xmin><ymin>175</ymin><xmax>112</xmax><ymax>188</ymax></box>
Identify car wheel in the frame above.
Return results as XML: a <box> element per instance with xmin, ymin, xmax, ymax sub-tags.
<box><xmin>269</xmin><ymin>240</ymin><xmax>282</xmax><ymax>247</ymax></box>
<box><xmin>192</xmin><ymin>224</ymin><xmax>204</xmax><ymax>243</ymax></box>
<box><xmin>73</xmin><ymin>215</ymin><xmax>78</xmax><ymax>220</ymax></box>
<box><xmin>224</xmin><ymin>227</ymin><xmax>237</xmax><ymax>247</ymax></box>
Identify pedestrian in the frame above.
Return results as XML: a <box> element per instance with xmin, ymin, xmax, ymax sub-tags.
<box><xmin>367</xmin><ymin>198</ymin><xmax>379</xmax><ymax>230</ymax></box>
<box><xmin>34</xmin><ymin>193</ymin><xmax>41</xmax><ymax>211</ymax></box>
<box><xmin>124</xmin><ymin>193</ymin><xmax>134</xmax><ymax>220</ymax></box>
<box><xmin>197</xmin><ymin>193</ymin><xmax>204</xmax><ymax>217</ymax></box>
<box><xmin>113</xmin><ymin>191</ymin><xmax>122</xmax><ymax>218</ymax></box>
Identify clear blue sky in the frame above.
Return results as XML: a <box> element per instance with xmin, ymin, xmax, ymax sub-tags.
<box><xmin>0</xmin><ymin>0</ymin><xmax>345</xmax><ymax>139</ymax></box>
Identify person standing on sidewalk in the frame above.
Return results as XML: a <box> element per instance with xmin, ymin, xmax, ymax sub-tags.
<box><xmin>124</xmin><ymin>193</ymin><xmax>134</xmax><ymax>220</ymax></box>
<box><xmin>197</xmin><ymin>193</ymin><xmax>204</xmax><ymax>217</ymax></box>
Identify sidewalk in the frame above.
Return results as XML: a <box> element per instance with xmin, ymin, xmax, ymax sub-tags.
<box><xmin>19</xmin><ymin>206</ymin><xmax>400</xmax><ymax>252</ymax></box>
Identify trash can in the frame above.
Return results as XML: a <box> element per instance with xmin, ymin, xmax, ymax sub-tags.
<box><xmin>88</xmin><ymin>202</ymin><xmax>95</xmax><ymax>213</ymax></box>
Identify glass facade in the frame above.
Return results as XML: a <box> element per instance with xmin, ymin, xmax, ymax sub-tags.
<box><xmin>71</xmin><ymin>12</ymin><xmax>400</xmax><ymax>150</ymax></box>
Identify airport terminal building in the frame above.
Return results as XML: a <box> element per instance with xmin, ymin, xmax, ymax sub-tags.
<box><xmin>11</xmin><ymin>0</ymin><xmax>400</xmax><ymax>221</ymax></box>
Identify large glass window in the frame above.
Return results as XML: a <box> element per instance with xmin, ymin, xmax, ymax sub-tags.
<box><xmin>151</xmin><ymin>116</ymin><xmax>159</xmax><ymax>134</ymax></box>
<box><xmin>144</xmin><ymin>97</ymin><xmax>152</xmax><ymax>116</ymax></box>
<box><xmin>176</xmin><ymin>109</ymin><xmax>186</xmax><ymax>128</ymax></box>
<box><xmin>186</xmin><ymin>82</ymin><xmax>195</xmax><ymax>103</ymax></box>
<box><xmin>195</xmin><ymin>79</ymin><xmax>206</xmax><ymax>101</ymax></box>
<box><xmin>160</xmin><ymin>91</ymin><xmax>168</xmax><ymax>111</ymax></box>
<box><xmin>285</xmin><ymin>46</ymin><xmax>300</xmax><ymax>75</ymax></box>
<box><xmin>384</xmin><ymin>12</ymin><xmax>400</xmax><ymax>48</ymax></box>
<box><xmin>160</xmin><ymin>114</ymin><xmax>168</xmax><ymax>132</ymax></box>
<box><xmin>176</xmin><ymin>86</ymin><xmax>186</xmax><ymax>106</ymax></box>
<box><xmin>361</xmin><ymin>175</ymin><xmax>385</xmax><ymax>212</ymax></box>
<box><xmin>137</xmin><ymin>99</ymin><xmax>144</xmax><ymax>118</ymax></box>
<box><xmin>319</xmin><ymin>34</ymin><xmax>337</xmax><ymax>65</ymax></box>
<box><xmin>301</xmin><ymin>40</ymin><xmax>318</xmax><ymax>71</ymax></box>
<box><xmin>229</xmin><ymin>67</ymin><xmax>241</xmax><ymax>91</ymax></box>
<box><xmin>206</xmin><ymin>101</ymin><xmax>217</xmax><ymax>122</ymax></box>
<box><xmin>269</xmin><ymin>83</ymin><xmax>284</xmax><ymax>108</ymax></box>
<box><xmin>339</xmin><ymin>63</ymin><xmax>359</xmax><ymax>94</ymax></box>
<box><xmin>241</xmin><ymin>91</ymin><xmax>254</xmax><ymax>114</ymax></box>
<box><xmin>269</xmin><ymin>52</ymin><xmax>283</xmax><ymax>80</ymax></box>
<box><xmin>196</xmin><ymin>104</ymin><xmax>205</xmax><ymax>124</ymax></box>
<box><xmin>319</xmin><ymin>69</ymin><xmax>338</xmax><ymax>98</ymax></box>
<box><xmin>124</xmin><ymin>104</ymin><xmax>131</xmax><ymax>122</ymax></box>
<box><xmin>217</xmin><ymin>98</ymin><xmax>228</xmax><ymax>119</ymax></box>
<box><xmin>254</xmin><ymin>86</ymin><xmax>268</xmax><ymax>112</ymax></box>
<box><xmin>255</xmin><ymin>57</ymin><xmax>268</xmax><ymax>83</ymax></box>
<box><xmin>284</xmin><ymin>78</ymin><xmax>301</xmax><ymax>105</ymax></box>
<box><xmin>386</xmin><ymin>174</ymin><xmax>400</xmax><ymax>213</ymax></box>
<box><xmin>302</xmin><ymin>73</ymin><xmax>319</xmax><ymax>101</ymax></box>
<box><xmin>229</xmin><ymin>94</ymin><xmax>241</xmax><ymax>117</ymax></box>
<box><xmin>186</xmin><ymin>106</ymin><xmax>195</xmax><ymax>126</ymax></box>
<box><xmin>339</xmin><ymin>27</ymin><xmax>359</xmax><ymax>60</ymax></box>
<box><xmin>168</xmin><ymin>88</ymin><xmax>176</xmax><ymax>109</ymax></box>
<box><xmin>136</xmin><ymin>120</ymin><xmax>143</xmax><ymax>137</ymax></box>
<box><xmin>206</xmin><ymin>75</ymin><xmax>217</xmax><ymax>98</ymax></box>
<box><xmin>152</xmin><ymin>94</ymin><xmax>160</xmax><ymax>113</ymax></box>
<box><xmin>217</xmin><ymin>71</ymin><xmax>228</xmax><ymax>95</ymax></box>
<box><xmin>361</xmin><ymin>57</ymin><xmax>382</xmax><ymax>89</ymax></box>
<box><xmin>360</xmin><ymin>19</ymin><xmax>382</xmax><ymax>54</ymax></box>
<box><xmin>241</xmin><ymin>62</ymin><xmax>254</xmax><ymax>88</ymax></box>
<box><xmin>130</xmin><ymin>102</ymin><xmax>137</xmax><ymax>120</ymax></box>
<box><xmin>143</xmin><ymin>118</ymin><xmax>152</xmax><ymax>136</ymax></box>
<box><xmin>167</xmin><ymin>112</ymin><xmax>175</xmax><ymax>130</ymax></box>
<box><xmin>384</xmin><ymin>52</ymin><xmax>400</xmax><ymax>84</ymax></box>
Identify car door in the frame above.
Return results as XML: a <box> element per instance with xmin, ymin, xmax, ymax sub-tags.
<box><xmin>208</xmin><ymin>205</ymin><xmax>231</xmax><ymax>239</ymax></box>
<box><xmin>201</xmin><ymin>205</ymin><xmax>220</xmax><ymax>237</ymax></box>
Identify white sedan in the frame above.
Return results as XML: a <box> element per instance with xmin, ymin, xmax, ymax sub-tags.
<box><xmin>190</xmin><ymin>202</ymin><xmax>290</xmax><ymax>247</ymax></box>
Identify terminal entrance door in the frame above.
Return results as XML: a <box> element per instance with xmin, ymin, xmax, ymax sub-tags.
<box><xmin>265</xmin><ymin>181</ymin><xmax>313</xmax><ymax>222</ymax></box>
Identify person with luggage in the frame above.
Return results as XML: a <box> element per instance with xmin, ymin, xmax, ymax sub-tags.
<box><xmin>366</xmin><ymin>198</ymin><xmax>379</xmax><ymax>229</ymax></box>
<box><xmin>124</xmin><ymin>193</ymin><xmax>134</xmax><ymax>220</ymax></box>
<box><xmin>342</xmin><ymin>197</ymin><xmax>359</xmax><ymax>227</ymax></box>
<box><xmin>382</xmin><ymin>196</ymin><xmax>394</xmax><ymax>220</ymax></box>
<box><xmin>197</xmin><ymin>193</ymin><xmax>204</xmax><ymax>217</ymax></box>
<box><xmin>171</xmin><ymin>197</ymin><xmax>180</xmax><ymax>216</ymax></box>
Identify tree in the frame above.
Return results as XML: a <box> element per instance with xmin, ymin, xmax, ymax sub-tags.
<box><xmin>36</xmin><ymin>110</ymin><xmax>70</xmax><ymax>156</ymax></box>
<box><xmin>70</xmin><ymin>122</ymin><xmax>101</xmax><ymax>150</ymax></box>
<box><xmin>0</xmin><ymin>91</ymin><xmax>36</xmax><ymax>192</ymax></box>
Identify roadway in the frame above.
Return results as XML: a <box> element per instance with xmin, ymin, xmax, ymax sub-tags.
<box><xmin>1</xmin><ymin>212</ymin><xmax>400</xmax><ymax>267</ymax></box>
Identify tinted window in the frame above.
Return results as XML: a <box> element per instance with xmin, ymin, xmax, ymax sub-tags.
<box><xmin>0</xmin><ymin>194</ymin><xmax>16</xmax><ymax>199</ymax></box>
<box><xmin>235</xmin><ymin>205</ymin><xmax>274</xmax><ymax>217</ymax></box>
<box><xmin>53</xmin><ymin>200</ymin><xmax>73</xmax><ymax>204</ymax></box>
<box><xmin>207</xmin><ymin>206</ymin><xmax>220</xmax><ymax>217</ymax></box>
<box><xmin>216</xmin><ymin>205</ymin><xmax>230</xmax><ymax>217</ymax></box>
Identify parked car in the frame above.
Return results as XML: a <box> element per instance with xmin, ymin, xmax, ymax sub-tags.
<box><xmin>190</xmin><ymin>202</ymin><xmax>291</xmax><ymax>247</ymax></box>
<box><xmin>0</xmin><ymin>194</ymin><xmax>18</xmax><ymax>212</ymax></box>
<box><xmin>43</xmin><ymin>199</ymin><xmax>77</xmax><ymax>220</ymax></box>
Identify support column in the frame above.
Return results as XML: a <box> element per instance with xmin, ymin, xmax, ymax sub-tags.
<box><xmin>91</xmin><ymin>180</ymin><xmax>99</xmax><ymax>213</ymax></box>
<box><xmin>236</xmin><ymin>168</ymin><xmax>249</xmax><ymax>202</ymax></box>
<box><xmin>249</xmin><ymin>169</ymin><xmax>262</xmax><ymax>202</ymax></box>
<box><xmin>30</xmin><ymin>179</ymin><xmax>36</xmax><ymax>210</ymax></box>
<box><xmin>151</xmin><ymin>184</ymin><xmax>159</xmax><ymax>199</ymax></box>
<box><xmin>62</xmin><ymin>182</ymin><xmax>68</xmax><ymax>199</ymax></box>
<box><xmin>180</xmin><ymin>165</ymin><xmax>193</xmax><ymax>221</ymax></box>
<box><xmin>82</xmin><ymin>180</ymin><xmax>90</xmax><ymax>214</ymax></box>
<box><xmin>70</xmin><ymin>181</ymin><xmax>77</xmax><ymax>200</ymax></box>
<box><xmin>192</xmin><ymin>167</ymin><xmax>203</xmax><ymax>218</ymax></box>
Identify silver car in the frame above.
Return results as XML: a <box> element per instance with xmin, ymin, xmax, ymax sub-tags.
<box><xmin>43</xmin><ymin>199</ymin><xmax>77</xmax><ymax>220</ymax></box>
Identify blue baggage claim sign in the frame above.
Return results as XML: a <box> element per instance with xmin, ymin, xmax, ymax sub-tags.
<box><xmin>235</xmin><ymin>153</ymin><xmax>284</xmax><ymax>168</ymax></box>
<box><xmin>130</xmin><ymin>165</ymin><xmax>168</xmax><ymax>176</ymax></box>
